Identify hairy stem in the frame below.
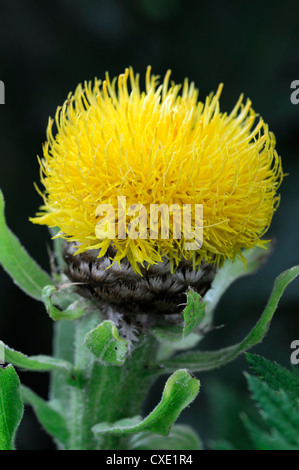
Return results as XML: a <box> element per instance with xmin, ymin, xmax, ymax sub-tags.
<box><xmin>50</xmin><ymin>311</ymin><xmax>159</xmax><ymax>450</ymax></box>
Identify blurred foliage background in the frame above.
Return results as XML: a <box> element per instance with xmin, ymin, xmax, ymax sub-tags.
<box><xmin>0</xmin><ymin>0</ymin><xmax>298</xmax><ymax>450</ymax></box>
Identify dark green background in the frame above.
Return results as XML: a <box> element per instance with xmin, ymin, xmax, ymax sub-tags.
<box><xmin>0</xmin><ymin>0</ymin><xmax>298</xmax><ymax>449</ymax></box>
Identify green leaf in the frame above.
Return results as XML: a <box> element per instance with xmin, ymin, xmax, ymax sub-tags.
<box><xmin>22</xmin><ymin>385</ymin><xmax>70</xmax><ymax>448</ymax></box>
<box><xmin>183</xmin><ymin>290</ymin><xmax>205</xmax><ymax>337</ymax></box>
<box><xmin>152</xmin><ymin>324</ymin><xmax>186</xmax><ymax>344</ymax></box>
<box><xmin>245</xmin><ymin>374</ymin><xmax>299</xmax><ymax>447</ymax></box>
<box><xmin>42</xmin><ymin>285</ymin><xmax>85</xmax><ymax>321</ymax></box>
<box><xmin>203</xmin><ymin>245</ymin><xmax>272</xmax><ymax>319</ymax></box>
<box><xmin>3</xmin><ymin>343</ymin><xmax>72</xmax><ymax>373</ymax></box>
<box><xmin>0</xmin><ymin>189</ymin><xmax>53</xmax><ymax>301</ymax></box>
<box><xmin>84</xmin><ymin>320</ymin><xmax>129</xmax><ymax>366</ymax></box>
<box><xmin>242</xmin><ymin>414</ymin><xmax>298</xmax><ymax>450</ymax></box>
<box><xmin>0</xmin><ymin>365</ymin><xmax>24</xmax><ymax>450</ymax></box>
<box><xmin>129</xmin><ymin>424</ymin><xmax>202</xmax><ymax>450</ymax></box>
<box><xmin>240</xmin><ymin>355</ymin><xmax>299</xmax><ymax>450</ymax></box>
<box><xmin>151</xmin><ymin>289</ymin><xmax>205</xmax><ymax>345</ymax></box>
<box><xmin>246</xmin><ymin>353</ymin><xmax>299</xmax><ymax>408</ymax></box>
<box><xmin>48</xmin><ymin>275</ymin><xmax>84</xmax><ymax>310</ymax></box>
<box><xmin>92</xmin><ymin>369</ymin><xmax>200</xmax><ymax>437</ymax></box>
<box><xmin>159</xmin><ymin>265</ymin><xmax>299</xmax><ymax>373</ymax></box>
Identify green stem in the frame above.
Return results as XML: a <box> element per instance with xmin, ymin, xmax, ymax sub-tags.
<box><xmin>50</xmin><ymin>311</ymin><xmax>159</xmax><ymax>450</ymax></box>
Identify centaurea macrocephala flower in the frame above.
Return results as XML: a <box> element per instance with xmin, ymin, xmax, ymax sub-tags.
<box><xmin>31</xmin><ymin>67</ymin><xmax>283</xmax><ymax>275</ymax></box>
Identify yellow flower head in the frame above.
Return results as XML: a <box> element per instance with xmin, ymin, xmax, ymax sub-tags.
<box><xmin>31</xmin><ymin>67</ymin><xmax>283</xmax><ymax>274</ymax></box>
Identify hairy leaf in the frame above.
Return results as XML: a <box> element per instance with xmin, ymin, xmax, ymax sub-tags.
<box><xmin>0</xmin><ymin>189</ymin><xmax>53</xmax><ymax>300</ymax></box>
<box><xmin>0</xmin><ymin>365</ymin><xmax>23</xmax><ymax>450</ymax></box>
<box><xmin>42</xmin><ymin>285</ymin><xmax>85</xmax><ymax>321</ymax></box>
<box><xmin>159</xmin><ymin>266</ymin><xmax>299</xmax><ymax>373</ymax></box>
<box><xmin>22</xmin><ymin>385</ymin><xmax>70</xmax><ymax>448</ymax></box>
<box><xmin>85</xmin><ymin>320</ymin><xmax>129</xmax><ymax>366</ymax></box>
<box><xmin>3</xmin><ymin>343</ymin><xmax>72</xmax><ymax>373</ymax></box>
<box><xmin>246</xmin><ymin>374</ymin><xmax>299</xmax><ymax>447</ymax></box>
<box><xmin>92</xmin><ymin>369</ymin><xmax>200</xmax><ymax>437</ymax></box>
<box><xmin>246</xmin><ymin>353</ymin><xmax>299</xmax><ymax>408</ymax></box>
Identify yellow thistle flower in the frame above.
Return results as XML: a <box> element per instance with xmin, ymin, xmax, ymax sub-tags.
<box><xmin>30</xmin><ymin>66</ymin><xmax>283</xmax><ymax>275</ymax></box>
